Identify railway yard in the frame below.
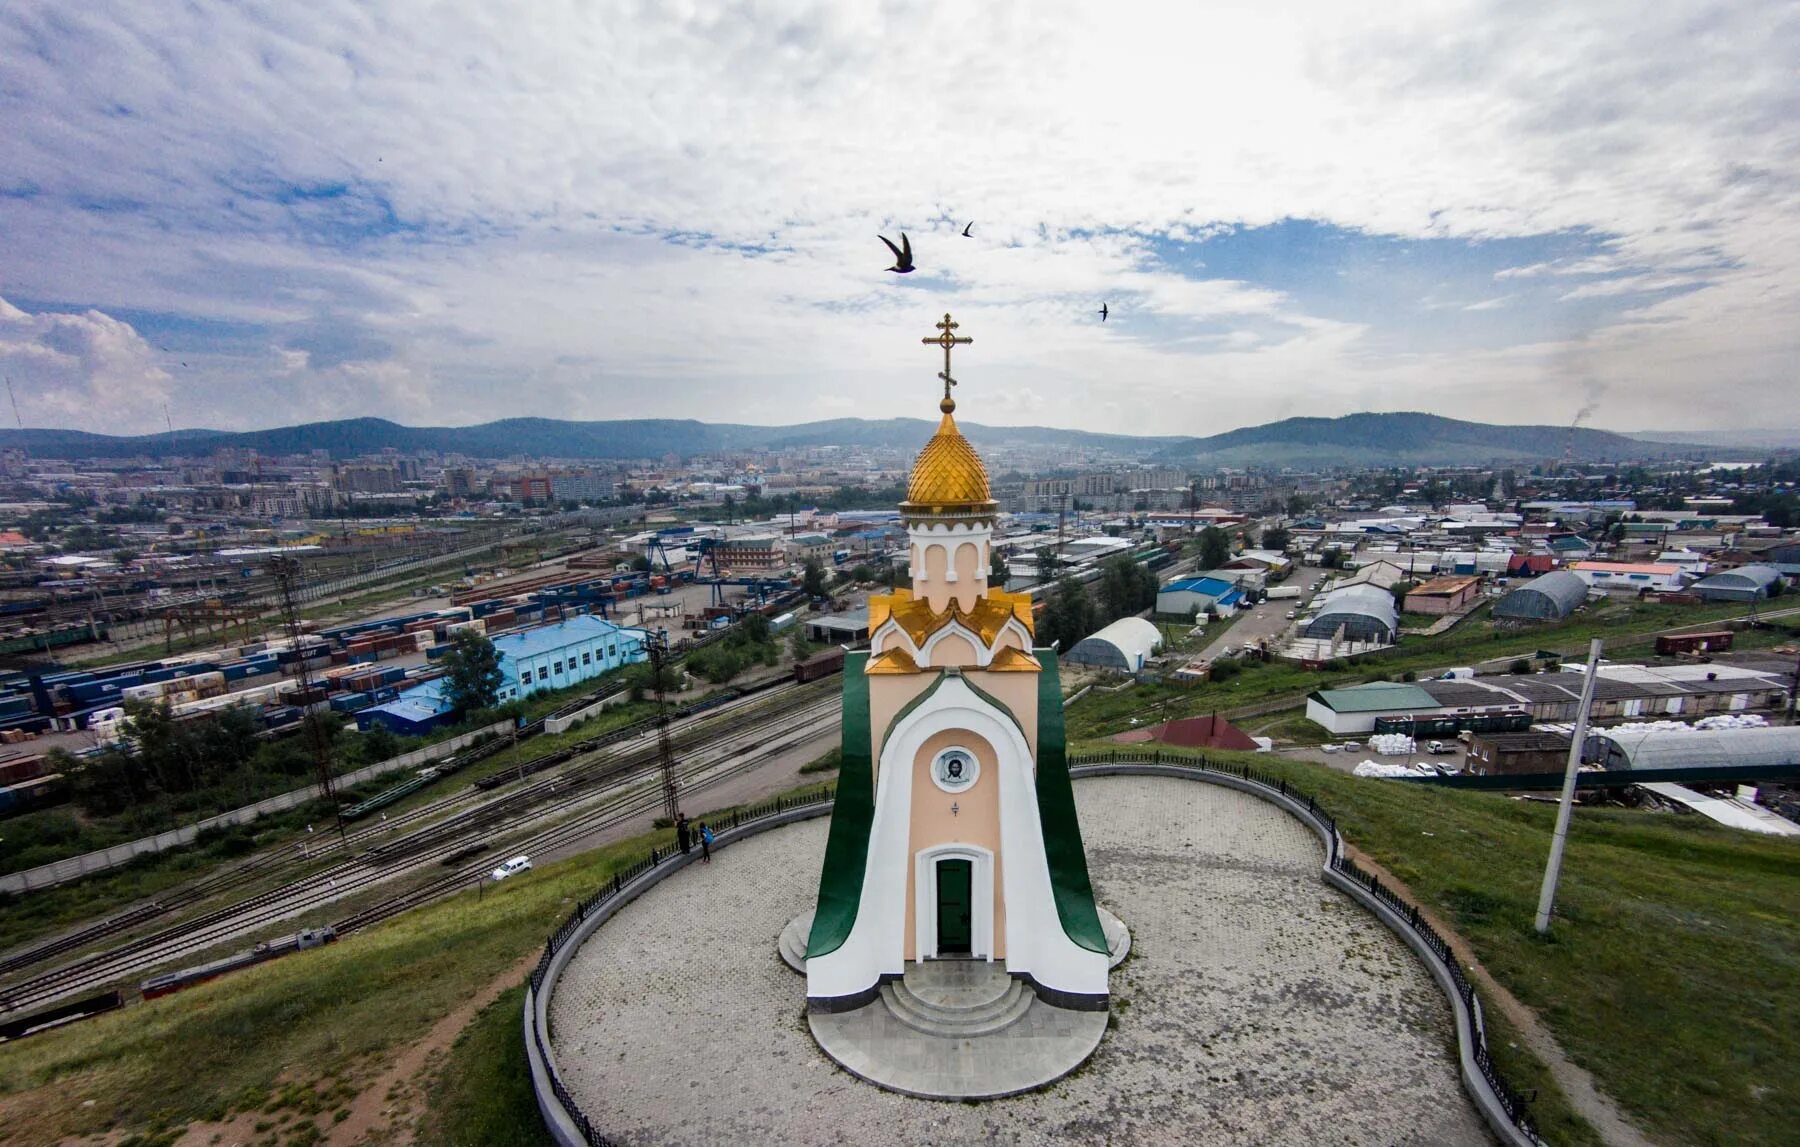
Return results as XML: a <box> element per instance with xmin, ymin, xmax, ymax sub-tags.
<box><xmin>0</xmin><ymin>671</ymin><xmax>843</xmax><ymax>1024</ymax></box>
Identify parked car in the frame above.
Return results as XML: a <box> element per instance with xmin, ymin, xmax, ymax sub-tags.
<box><xmin>1340</xmin><ymin>742</ymin><xmax>1360</xmax><ymax>753</ymax></box>
<box><xmin>1322</xmin><ymin>743</ymin><xmax>1340</xmax><ymax>753</ymax></box>
<box><xmin>1285</xmin><ymin>609</ymin><xmax>1296</xmax><ymax>619</ymax></box>
<box><xmin>490</xmin><ymin>855</ymin><xmax>533</xmax><ymax>881</ymax></box>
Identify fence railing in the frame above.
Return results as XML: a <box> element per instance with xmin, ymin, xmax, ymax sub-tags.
<box><xmin>1068</xmin><ymin>749</ymin><xmax>1544</xmax><ymax>1146</ymax></box>
<box><xmin>526</xmin><ymin>786</ymin><xmax>835</xmax><ymax>1146</ymax></box>
<box><xmin>0</xmin><ymin>719</ymin><xmax>513</xmax><ymax>894</ymax></box>
<box><xmin>527</xmin><ymin>749</ymin><xmax>1543</xmax><ymax>1147</ymax></box>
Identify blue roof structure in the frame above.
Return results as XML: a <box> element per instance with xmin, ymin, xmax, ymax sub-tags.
<box><xmin>1164</xmin><ymin>576</ymin><xmax>1235</xmax><ymax>595</ymax></box>
<box><xmin>493</xmin><ymin>614</ymin><xmax>637</xmax><ymax>661</ymax></box>
<box><xmin>356</xmin><ymin>678</ymin><xmax>453</xmax><ymax>734</ymax></box>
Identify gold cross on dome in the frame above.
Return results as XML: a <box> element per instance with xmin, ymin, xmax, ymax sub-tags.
<box><xmin>922</xmin><ymin>312</ymin><xmax>972</xmax><ymax>409</ymax></box>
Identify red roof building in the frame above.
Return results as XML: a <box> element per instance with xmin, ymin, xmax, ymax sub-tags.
<box><xmin>1110</xmin><ymin>713</ymin><xmax>1260</xmax><ymax>751</ymax></box>
<box><xmin>1507</xmin><ymin>553</ymin><xmax>1555</xmax><ymax>576</ymax></box>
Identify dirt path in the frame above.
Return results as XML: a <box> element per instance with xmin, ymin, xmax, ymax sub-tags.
<box><xmin>1342</xmin><ymin>843</ymin><xmax>1660</xmax><ymax>1147</ymax></box>
<box><xmin>330</xmin><ymin>949</ymin><xmax>541</xmax><ymax>1146</ymax></box>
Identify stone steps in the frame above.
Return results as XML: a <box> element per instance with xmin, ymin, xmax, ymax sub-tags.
<box><xmin>777</xmin><ymin>909</ymin><xmax>813</xmax><ymax>974</ymax></box>
<box><xmin>880</xmin><ymin>962</ymin><xmax>1033</xmax><ymax>1038</ymax></box>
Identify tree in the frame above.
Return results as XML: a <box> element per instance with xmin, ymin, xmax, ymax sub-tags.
<box><xmin>360</xmin><ymin>724</ymin><xmax>402</xmax><ymax>764</ymax></box>
<box><xmin>1035</xmin><ymin>546</ymin><xmax>1061</xmax><ymax>584</ymax></box>
<box><xmin>1040</xmin><ymin>577</ymin><xmax>1098</xmax><ymax>653</ymax></box>
<box><xmin>1390</xmin><ymin>579</ymin><xmax>1417</xmax><ymax>611</ymax></box>
<box><xmin>789</xmin><ymin>627</ymin><xmax>816</xmax><ymax>663</ymax></box>
<box><xmin>440</xmin><ymin>630</ymin><xmax>504</xmax><ymax>714</ymax></box>
<box><xmin>1097</xmin><ymin>554</ymin><xmax>1158</xmax><ymax>622</ymax></box>
<box><xmin>1199</xmin><ymin>526</ymin><xmax>1230</xmax><ymax>572</ymax></box>
<box><xmin>801</xmin><ymin>558</ymin><xmax>830</xmax><ymax>599</ymax></box>
<box><xmin>1261</xmin><ymin>526</ymin><xmax>1291</xmax><ymax>553</ymax></box>
<box><xmin>990</xmin><ymin>546</ymin><xmax>1009</xmax><ymax>585</ymax></box>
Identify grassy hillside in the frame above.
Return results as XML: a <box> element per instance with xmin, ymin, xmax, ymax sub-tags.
<box><xmin>4</xmin><ymin>757</ymin><xmax>1792</xmax><ymax>1147</ymax></box>
<box><xmin>1084</xmin><ymin>747</ymin><xmax>1800</xmax><ymax>1147</ymax></box>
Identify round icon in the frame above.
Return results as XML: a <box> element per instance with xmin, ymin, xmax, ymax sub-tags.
<box><xmin>931</xmin><ymin>748</ymin><xmax>979</xmax><ymax>793</ymax></box>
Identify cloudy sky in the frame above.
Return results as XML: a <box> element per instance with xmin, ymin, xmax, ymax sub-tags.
<box><xmin>1</xmin><ymin>1</ymin><xmax>1795</xmax><ymax>437</ymax></box>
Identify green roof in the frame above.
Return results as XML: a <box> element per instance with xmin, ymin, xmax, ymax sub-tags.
<box><xmin>1310</xmin><ymin>682</ymin><xmax>1441</xmax><ymax>713</ymax></box>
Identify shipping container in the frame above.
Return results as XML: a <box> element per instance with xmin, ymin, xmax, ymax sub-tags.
<box><xmin>0</xmin><ymin>756</ymin><xmax>46</xmax><ymax>786</ymax></box>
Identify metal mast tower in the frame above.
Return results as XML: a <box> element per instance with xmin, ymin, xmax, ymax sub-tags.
<box><xmin>645</xmin><ymin>630</ymin><xmax>683</xmax><ymax>825</ymax></box>
<box><xmin>268</xmin><ymin>555</ymin><xmax>344</xmax><ymax>839</ymax></box>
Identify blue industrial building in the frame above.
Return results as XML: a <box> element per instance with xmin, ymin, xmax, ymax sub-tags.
<box><xmin>356</xmin><ymin>615</ymin><xmax>647</xmax><ymax>736</ymax></box>
<box><xmin>1155</xmin><ymin>576</ymin><xmax>1246</xmax><ymax>617</ymax></box>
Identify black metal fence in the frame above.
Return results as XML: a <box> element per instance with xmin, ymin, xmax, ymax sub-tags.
<box><xmin>529</xmin><ymin>750</ymin><xmax>1544</xmax><ymax>1146</ymax></box>
<box><xmin>526</xmin><ymin>786</ymin><xmax>835</xmax><ymax>1146</ymax></box>
<box><xmin>1069</xmin><ymin>749</ymin><xmax>1543</xmax><ymax>1146</ymax></box>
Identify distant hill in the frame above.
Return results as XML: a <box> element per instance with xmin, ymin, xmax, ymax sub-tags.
<box><xmin>1625</xmin><ymin>428</ymin><xmax>1800</xmax><ymax>451</ymax></box>
<box><xmin>0</xmin><ymin>416</ymin><xmax>1186</xmax><ymax>463</ymax></box>
<box><xmin>1152</xmin><ymin>412</ymin><xmax>1714</xmax><ymax>469</ymax></box>
<box><xmin>0</xmin><ymin>412</ymin><xmax>1716</xmax><ymax>468</ymax></box>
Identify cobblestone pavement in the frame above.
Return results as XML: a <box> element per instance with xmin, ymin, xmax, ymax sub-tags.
<box><xmin>548</xmin><ymin>775</ymin><xmax>1493</xmax><ymax>1146</ymax></box>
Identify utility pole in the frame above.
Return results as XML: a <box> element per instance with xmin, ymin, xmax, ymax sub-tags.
<box><xmin>1056</xmin><ymin>490</ymin><xmax>1069</xmax><ymax>573</ymax></box>
<box><xmin>1786</xmin><ymin>646</ymin><xmax>1799</xmax><ymax>726</ymax></box>
<box><xmin>269</xmin><ymin>554</ymin><xmax>345</xmax><ymax>842</ymax></box>
<box><xmin>646</xmin><ymin>630</ymin><xmax>683</xmax><ymax>826</ymax></box>
<box><xmin>1536</xmin><ymin>638</ymin><xmax>1603</xmax><ymax>934</ymax></box>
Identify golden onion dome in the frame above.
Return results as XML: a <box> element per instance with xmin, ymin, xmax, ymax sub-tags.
<box><xmin>901</xmin><ymin>402</ymin><xmax>997</xmax><ymax>517</ymax></box>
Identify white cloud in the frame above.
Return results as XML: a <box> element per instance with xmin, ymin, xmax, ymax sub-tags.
<box><xmin>0</xmin><ymin>296</ymin><xmax>173</xmax><ymax>434</ymax></box>
<box><xmin>0</xmin><ymin>0</ymin><xmax>1794</xmax><ymax>435</ymax></box>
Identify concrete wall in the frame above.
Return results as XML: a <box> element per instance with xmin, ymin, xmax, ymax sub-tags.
<box><xmin>0</xmin><ymin>720</ymin><xmax>511</xmax><ymax>893</ymax></box>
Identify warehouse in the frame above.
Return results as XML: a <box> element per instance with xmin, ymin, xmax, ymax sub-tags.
<box><xmin>358</xmin><ymin>614</ymin><xmax>646</xmax><ymax>734</ymax></box>
<box><xmin>1301</xmin><ymin>584</ymin><xmax>1398</xmax><ymax>644</ymax></box>
<box><xmin>1568</xmin><ymin>561</ymin><xmax>1690</xmax><ymax>593</ymax></box>
<box><xmin>1492</xmin><ymin>570</ymin><xmax>1589</xmax><ymax>622</ymax></box>
<box><xmin>1465</xmin><ymin>730</ymin><xmax>1573</xmax><ymax>776</ymax></box>
<box><xmin>1587</xmin><ymin>724</ymin><xmax>1800</xmax><ymax>775</ymax></box>
<box><xmin>1304</xmin><ymin>663</ymin><xmax>1791</xmax><ymax>736</ymax></box>
<box><xmin>491</xmin><ymin>614</ymin><xmax>647</xmax><ymax>703</ymax></box>
<box><xmin>1156</xmin><ymin>575</ymin><xmax>1245</xmax><ymax>618</ymax></box>
<box><xmin>1063</xmin><ymin>617</ymin><xmax>1163</xmax><ymax>673</ymax></box>
<box><xmin>1305</xmin><ymin>682</ymin><xmax>1456</xmax><ymax>736</ymax></box>
<box><xmin>1402</xmin><ymin>575</ymin><xmax>1482</xmax><ymax>616</ymax></box>
<box><xmin>1687</xmin><ymin>564</ymin><xmax>1783</xmax><ymax>603</ymax></box>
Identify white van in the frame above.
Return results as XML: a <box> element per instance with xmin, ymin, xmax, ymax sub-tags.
<box><xmin>490</xmin><ymin>855</ymin><xmax>533</xmax><ymax>881</ymax></box>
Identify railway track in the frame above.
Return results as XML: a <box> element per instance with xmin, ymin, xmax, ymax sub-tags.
<box><xmin>0</xmin><ymin>694</ymin><xmax>842</xmax><ymax>1015</ymax></box>
<box><xmin>0</xmin><ymin>678</ymin><xmax>827</xmax><ymax>980</ymax></box>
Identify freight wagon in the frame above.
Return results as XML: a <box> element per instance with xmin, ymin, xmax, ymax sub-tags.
<box><xmin>794</xmin><ymin>647</ymin><xmax>847</xmax><ymax>683</ymax></box>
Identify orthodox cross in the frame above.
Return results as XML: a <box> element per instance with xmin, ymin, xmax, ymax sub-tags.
<box><xmin>922</xmin><ymin>312</ymin><xmax>972</xmax><ymax>408</ymax></box>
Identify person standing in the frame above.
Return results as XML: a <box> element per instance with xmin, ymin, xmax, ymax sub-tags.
<box><xmin>676</xmin><ymin>812</ymin><xmax>692</xmax><ymax>855</ymax></box>
<box><xmin>699</xmin><ymin>821</ymin><xmax>714</xmax><ymax>864</ymax></box>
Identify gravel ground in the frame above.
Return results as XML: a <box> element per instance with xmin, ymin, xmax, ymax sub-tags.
<box><xmin>548</xmin><ymin>774</ymin><xmax>1492</xmax><ymax>1146</ymax></box>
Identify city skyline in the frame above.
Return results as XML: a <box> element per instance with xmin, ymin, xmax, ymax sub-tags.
<box><xmin>1</xmin><ymin>2</ymin><xmax>1795</xmax><ymax>437</ymax></box>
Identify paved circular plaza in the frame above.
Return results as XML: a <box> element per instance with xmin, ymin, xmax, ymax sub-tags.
<box><xmin>547</xmin><ymin>775</ymin><xmax>1492</xmax><ymax>1145</ymax></box>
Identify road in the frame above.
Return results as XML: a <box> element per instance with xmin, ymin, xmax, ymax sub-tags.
<box><xmin>1191</xmin><ymin>564</ymin><xmax>1329</xmax><ymax>665</ymax></box>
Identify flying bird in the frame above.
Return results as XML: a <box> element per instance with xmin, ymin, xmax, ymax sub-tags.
<box><xmin>961</xmin><ymin>221</ymin><xmax>973</xmax><ymax>237</ymax></box>
<box><xmin>1098</xmin><ymin>303</ymin><xmax>1109</xmax><ymax>321</ymax></box>
<box><xmin>879</xmin><ymin>232</ymin><xmax>915</xmax><ymax>274</ymax></box>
